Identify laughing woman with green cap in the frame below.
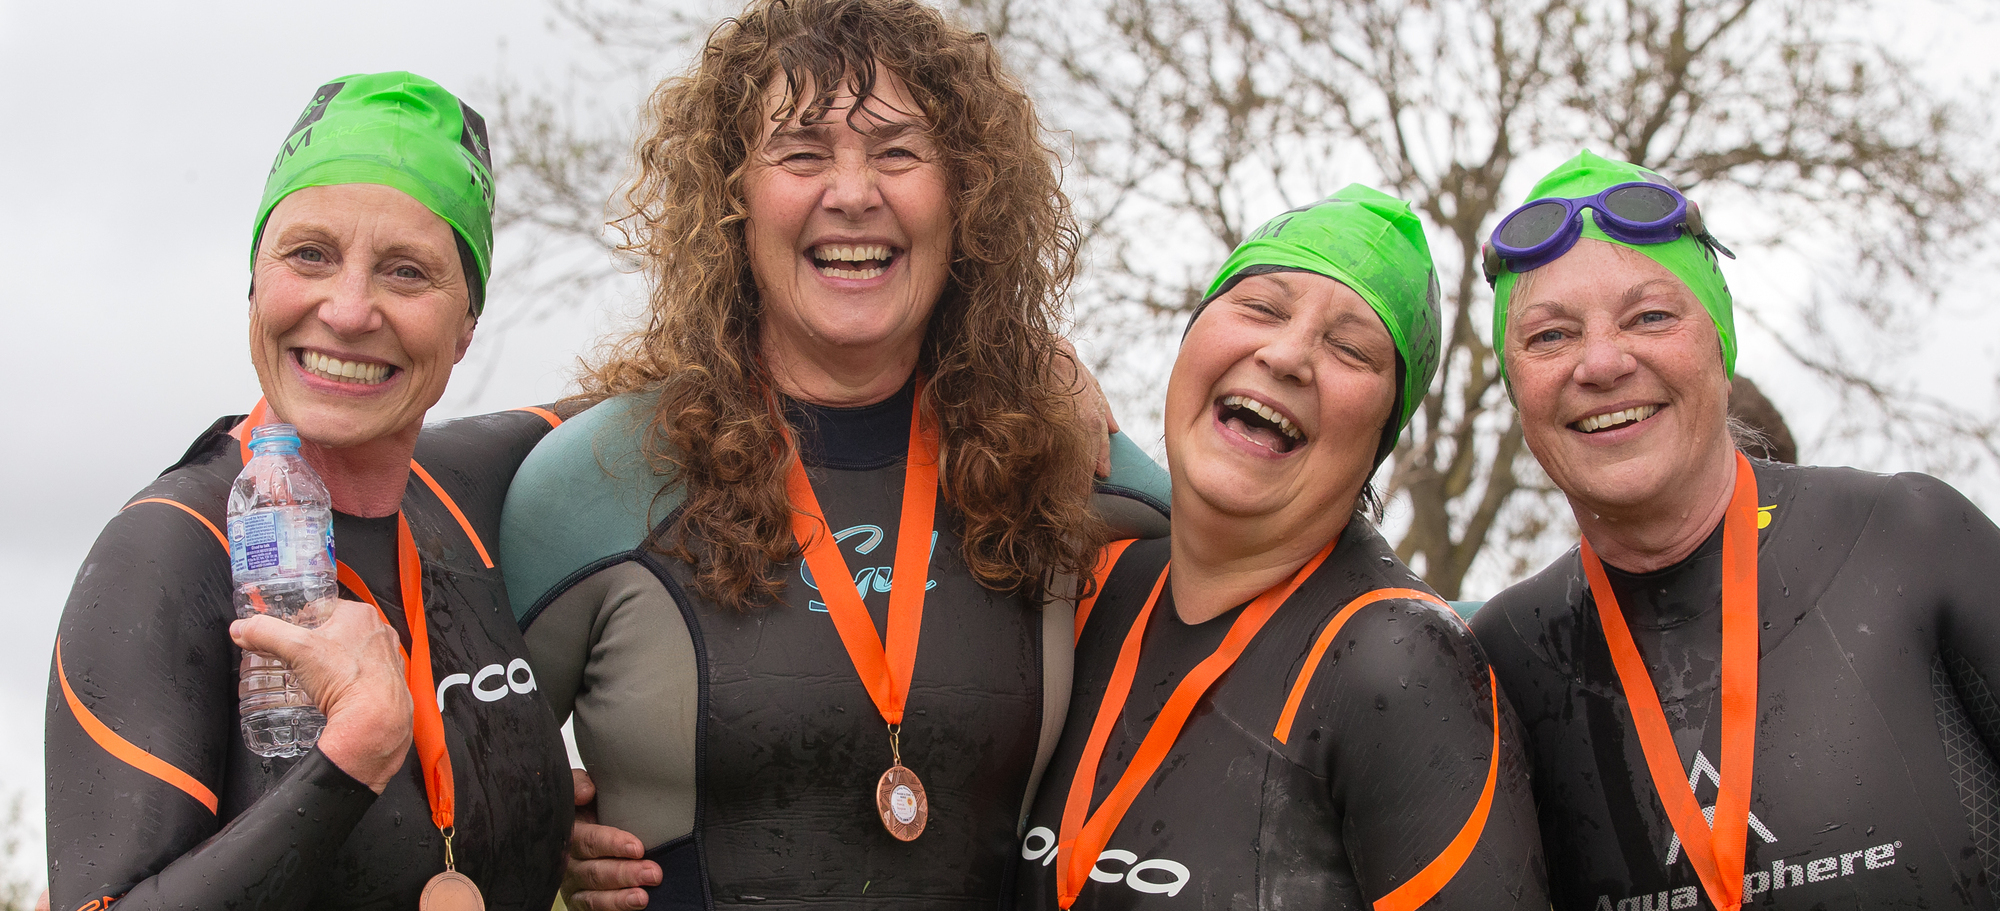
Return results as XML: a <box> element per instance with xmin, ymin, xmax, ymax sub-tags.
<box><xmin>1012</xmin><ymin>186</ymin><xmax>1547</xmax><ymax>910</ymax></box>
<box><xmin>44</xmin><ymin>73</ymin><xmax>570</xmax><ymax>911</ymax></box>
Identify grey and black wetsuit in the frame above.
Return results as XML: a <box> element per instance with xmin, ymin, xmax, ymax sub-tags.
<box><xmin>501</xmin><ymin>380</ymin><xmax>1171</xmax><ymax>910</ymax></box>
<box><xmin>46</xmin><ymin>408</ymin><xmax>574</xmax><ymax>911</ymax></box>
<box><xmin>1012</xmin><ymin>527</ymin><xmax>1548</xmax><ymax>910</ymax></box>
<box><xmin>1473</xmin><ymin>459</ymin><xmax>2000</xmax><ymax>910</ymax></box>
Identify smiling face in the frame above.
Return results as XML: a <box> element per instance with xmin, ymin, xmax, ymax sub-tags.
<box><xmin>743</xmin><ymin>67</ymin><xmax>954</xmax><ymax>403</ymax></box>
<box><xmin>249</xmin><ymin>183</ymin><xmax>476</xmax><ymax>450</ymax></box>
<box><xmin>1504</xmin><ymin>238</ymin><xmax>1734</xmax><ymax>519</ymax></box>
<box><xmin>1165</xmin><ymin>272</ymin><xmax>1398</xmax><ymax>543</ymax></box>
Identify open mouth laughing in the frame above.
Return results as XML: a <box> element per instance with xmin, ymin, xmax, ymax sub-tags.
<box><xmin>296</xmin><ymin>349</ymin><xmax>396</xmax><ymax>386</ymax></box>
<box><xmin>1571</xmin><ymin>404</ymin><xmax>1661</xmax><ymax>434</ymax></box>
<box><xmin>810</xmin><ymin>243</ymin><xmax>899</xmax><ymax>280</ymax></box>
<box><xmin>1217</xmin><ymin>394</ymin><xmax>1306</xmax><ymax>453</ymax></box>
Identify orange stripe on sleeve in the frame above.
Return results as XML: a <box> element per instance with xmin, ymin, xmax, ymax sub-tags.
<box><xmin>407</xmin><ymin>460</ymin><xmax>494</xmax><ymax>568</ymax></box>
<box><xmin>122</xmin><ymin>498</ymin><xmax>228</xmax><ymax>553</ymax></box>
<box><xmin>1074</xmin><ymin>539</ymin><xmax>1138</xmax><ymax>644</ymax></box>
<box><xmin>1371</xmin><ymin>668</ymin><xmax>1503</xmax><ymax>911</ymax></box>
<box><xmin>511</xmin><ymin>405</ymin><xmax>562</xmax><ymax>428</ymax></box>
<box><xmin>54</xmin><ymin>638</ymin><xmax>219</xmax><ymax>815</ymax></box>
<box><xmin>1274</xmin><ymin>587</ymin><xmax>1446</xmax><ymax>743</ymax></box>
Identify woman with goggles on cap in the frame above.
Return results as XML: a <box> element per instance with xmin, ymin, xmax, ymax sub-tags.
<box><xmin>1012</xmin><ymin>185</ymin><xmax>1548</xmax><ymax>910</ymax></box>
<box><xmin>45</xmin><ymin>73</ymin><xmax>572</xmax><ymax>911</ymax></box>
<box><xmin>1471</xmin><ymin>149</ymin><xmax>2000</xmax><ymax>910</ymax></box>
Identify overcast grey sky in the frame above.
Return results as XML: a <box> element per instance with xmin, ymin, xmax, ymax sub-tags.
<box><xmin>3</xmin><ymin>0</ymin><xmax>1998</xmax><ymax>891</ymax></box>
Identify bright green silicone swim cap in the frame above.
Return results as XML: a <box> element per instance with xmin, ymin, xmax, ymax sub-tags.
<box><xmin>252</xmin><ymin>72</ymin><xmax>496</xmax><ymax>314</ymax></box>
<box><xmin>1490</xmin><ymin>150</ymin><xmax>1735</xmax><ymax>380</ymax></box>
<box><xmin>1194</xmin><ymin>184</ymin><xmax>1442</xmax><ymax>462</ymax></box>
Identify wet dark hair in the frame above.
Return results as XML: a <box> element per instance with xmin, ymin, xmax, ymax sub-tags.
<box><xmin>453</xmin><ymin>231</ymin><xmax>483</xmax><ymax>315</ymax></box>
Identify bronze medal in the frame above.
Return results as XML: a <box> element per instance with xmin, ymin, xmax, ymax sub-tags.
<box><xmin>419</xmin><ymin>870</ymin><xmax>485</xmax><ymax>911</ymax></box>
<box><xmin>876</xmin><ymin>763</ymin><xmax>929</xmax><ymax>841</ymax></box>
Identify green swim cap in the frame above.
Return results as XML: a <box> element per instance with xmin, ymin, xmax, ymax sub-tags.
<box><xmin>1196</xmin><ymin>184</ymin><xmax>1442</xmax><ymax>463</ymax></box>
<box><xmin>1490</xmin><ymin>150</ymin><xmax>1735</xmax><ymax>380</ymax></box>
<box><xmin>252</xmin><ymin>72</ymin><xmax>496</xmax><ymax>314</ymax></box>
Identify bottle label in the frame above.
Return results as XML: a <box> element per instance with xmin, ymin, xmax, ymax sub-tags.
<box><xmin>230</xmin><ymin>511</ymin><xmax>283</xmax><ymax>575</ymax></box>
<box><xmin>229</xmin><ymin>508</ymin><xmax>330</xmax><ymax>577</ymax></box>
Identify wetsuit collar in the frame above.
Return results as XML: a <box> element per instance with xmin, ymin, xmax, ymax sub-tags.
<box><xmin>784</xmin><ymin>375</ymin><xmax>917</xmax><ymax>471</ymax></box>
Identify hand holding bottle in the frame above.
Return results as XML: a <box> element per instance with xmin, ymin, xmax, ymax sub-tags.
<box><xmin>231</xmin><ymin>600</ymin><xmax>413</xmax><ymax>793</ymax></box>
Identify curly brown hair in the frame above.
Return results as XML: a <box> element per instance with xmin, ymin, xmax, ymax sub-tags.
<box><xmin>581</xmin><ymin>0</ymin><xmax>1105</xmax><ymax>608</ymax></box>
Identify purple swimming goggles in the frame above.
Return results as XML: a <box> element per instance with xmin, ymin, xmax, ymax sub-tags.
<box><xmin>1481</xmin><ymin>181</ymin><xmax>1734</xmax><ymax>287</ymax></box>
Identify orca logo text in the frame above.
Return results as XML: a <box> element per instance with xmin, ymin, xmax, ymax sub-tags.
<box><xmin>435</xmin><ymin>658</ymin><xmax>537</xmax><ymax>710</ymax></box>
<box><xmin>1021</xmin><ymin>826</ymin><xmax>1190</xmax><ymax>898</ymax></box>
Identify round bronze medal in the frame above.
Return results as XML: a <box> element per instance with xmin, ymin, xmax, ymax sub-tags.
<box><xmin>419</xmin><ymin>870</ymin><xmax>485</xmax><ymax>911</ymax></box>
<box><xmin>876</xmin><ymin>763</ymin><xmax>929</xmax><ymax>841</ymax></box>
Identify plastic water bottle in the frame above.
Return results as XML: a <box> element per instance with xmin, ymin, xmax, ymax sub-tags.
<box><xmin>227</xmin><ymin>423</ymin><xmax>336</xmax><ymax>758</ymax></box>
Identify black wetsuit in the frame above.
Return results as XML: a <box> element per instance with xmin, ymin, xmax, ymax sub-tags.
<box><xmin>1013</xmin><ymin>528</ymin><xmax>1549</xmax><ymax>910</ymax></box>
<box><xmin>502</xmin><ymin>381</ymin><xmax>1172</xmax><ymax>910</ymax></box>
<box><xmin>1472</xmin><ymin>459</ymin><xmax>2000</xmax><ymax>910</ymax></box>
<box><xmin>46</xmin><ymin>408</ymin><xmax>574</xmax><ymax>911</ymax></box>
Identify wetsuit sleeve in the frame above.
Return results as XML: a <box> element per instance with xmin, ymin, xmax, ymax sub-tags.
<box><xmin>503</xmin><ymin>395</ymin><xmax>701</xmax><ymax>851</ymax></box>
<box><xmin>46</xmin><ymin>499</ymin><xmax>378</xmax><ymax>911</ymax></box>
<box><xmin>1092</xmin><ymin>433</ymin><xmax>1170</xmax><ymax>540</ymax></box>
<box><xmin>1317</xmin><ymin>601</ymin><xmax>1548</xmax><ymax>909</ymax></box>
<box><xmin>1886</xmin><ymin>474</ymin><xmax>2000</xmax><ymax>759</ymax></box>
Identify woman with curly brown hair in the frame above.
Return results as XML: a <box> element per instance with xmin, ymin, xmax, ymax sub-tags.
<box><xmin>498</xmin><ymin>1</ymin><xmax>1169</xmax><ymax>909</ymax></box>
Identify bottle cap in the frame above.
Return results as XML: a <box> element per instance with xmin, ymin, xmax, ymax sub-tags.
<box><xmin>248</xmin><ymin>422</ymin><xmax>303</xmax><ymax>454</ymax></box>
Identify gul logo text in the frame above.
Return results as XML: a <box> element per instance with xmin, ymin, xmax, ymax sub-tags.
<box><xmin>800</xmin><ymin>525</ymin><xmax>938</xmax><ymax>612</ymax></box>
<box><xmin>1021</xmin><ymin>826</ymin><xmax>1190</xmax><ymax>898</ymax></box>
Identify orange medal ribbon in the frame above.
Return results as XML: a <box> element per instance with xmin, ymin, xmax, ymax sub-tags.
<box><xmin>783</xmin><ymin>386</ymin><xmax>941</xmax><ymax>840</ymax></box>
<box><xmin>783</xmin><ymin>387</ymin><xmax>939</xmax><ymax>727</ymax></box>
<box><xmin>1581</xmin><ymin>452</ymin><xmax>1760</xmax><ymax>911</ymax></box>
<box><xmin>391</xmin><ymin>514</ymin><xmax>456</xmax><ymax>835</ymax></box>
<box><xmin>1054</xmin><ymin>537</ymin><xmax>1337</xmax><ymax>908</ymax></box>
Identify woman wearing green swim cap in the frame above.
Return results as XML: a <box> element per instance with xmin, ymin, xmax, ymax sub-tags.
<box><xmin>46</xmin><ymin>72</ymin><xmax>571</xmax><ymax>911</ymax></box>
<box><xmin>1474</xmin><ymin>150</ymin><xmax>2000</xmax><ymax>911</ymax></box>
<box><xmin>1012</xmin><ymin>186</ymin><xmax>1547</xmax><ymax>910</ymax></box>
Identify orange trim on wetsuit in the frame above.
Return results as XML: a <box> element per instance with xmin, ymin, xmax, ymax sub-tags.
<box><xmin>1274</xmin><ymin>587</ymin><xmax>1450</xmax><ymax>743</ymax></box>
<box><xmin>1271</xmin><ymin>586</ymin><xmax>1501</xmax><ymax>911</ymax></box>
<box><xmin>54</xmin><ymin>638</ymin><xmax>220</xmax><ymax>814</ymax></box>
<box><xmin>1075</xmin><ymin>539</ymin><xmax>1138</xmax><ymax>644</ymax></box>
<box><xmin>408</xmin><ymin>460</ymin><xmax>495</xmax><ymax>569</ymax></box>
<box><xmin>510</xmin><ymin>405</ymin><xmax>561</xmax><ymax>428</ymax></box>
<box><xmin>121</xmin><ymin>498</ymin><xmax>227</xmax><ymax>551</ymax></box>
<box><xmin>1372</xmin><ymin>667</ymin><xmax>1502</xmax><ymax>911</ymax></box>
